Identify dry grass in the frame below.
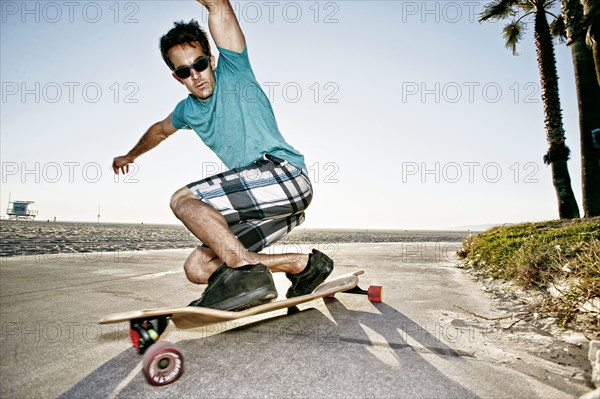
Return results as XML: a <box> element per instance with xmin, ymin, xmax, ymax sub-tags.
<box><xmin>458</xmin><ymin>217</ymin><xmax>599</xmax><ymax>330</ymax></box>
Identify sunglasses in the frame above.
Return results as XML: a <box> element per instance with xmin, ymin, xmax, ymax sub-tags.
<box><xmin>173</xmin><ymin>55</ymin><xmax>210</xmax><ymax>79</ymax></box>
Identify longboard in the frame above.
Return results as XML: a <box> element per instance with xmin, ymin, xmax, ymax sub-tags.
<box><xmin>98</xmin><ymin>270</ymin><xmax>382</xmax><ymax>386</ymax></box>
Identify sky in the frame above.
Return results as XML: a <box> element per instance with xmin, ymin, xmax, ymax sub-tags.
<box><xmin>0</xmin><ymin>0</ymin><xmax>587</xmax><ymax>230</ymax></box>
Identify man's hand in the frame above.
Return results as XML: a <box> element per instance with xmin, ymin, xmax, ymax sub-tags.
<box><xmin>195</xmin><ymin>0</ymin><xmax>222</xmax><ymax>12</ymax></box>
<box><xmin>112</xmin><ymin>114</ymin><xmax>177</xmax><ymax>175</ymax></box>
<box><xmin>112</xmin><ymin>155</ymin><xmax>134</xmax><ymax>175</ymax></box>
<box><xmin>195</xmin><ymin>0</ymin><xmax>217</xmax><ymax>8</ymax></box>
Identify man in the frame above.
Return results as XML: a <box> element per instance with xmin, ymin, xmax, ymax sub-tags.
<box><xmin>112</xmin><ymin>0</ymin><xmax>333</xmax><ymax>311</ymax></box>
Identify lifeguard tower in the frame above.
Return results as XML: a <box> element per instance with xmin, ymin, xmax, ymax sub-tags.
<box><xmin>6</xmin><ymin>200</ymin><xmax>38</xmax><ymax>220</ymax></box>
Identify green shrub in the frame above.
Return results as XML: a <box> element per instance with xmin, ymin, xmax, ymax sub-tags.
<box><xmin>458</xmin><ymin>217</ymin><xmax>599</xmax><ymax>327</ymax></box>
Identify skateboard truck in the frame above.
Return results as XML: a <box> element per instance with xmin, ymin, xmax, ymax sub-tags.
<box><xmin>129</xmin><ymin>316</ymin><xmax>170</xmax><ymax>352</ymax></box>
<box><xmin>129</xmin><ymin>316</ymin><xmax>184</xmax><ymax>386</ymax></box>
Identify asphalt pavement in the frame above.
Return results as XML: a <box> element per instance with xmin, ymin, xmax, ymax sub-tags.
<box><xmin>0</xmin><ymin>243</ymin><xmax>592</xmax><ymax>398</ymax></box>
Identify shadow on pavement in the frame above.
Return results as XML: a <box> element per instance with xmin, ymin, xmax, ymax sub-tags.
<box><xmin>58</xmin><ymin>347</ymin><xmax>141</xmax><ymax>398</ymax></box>
<box><xmin>61</xmin><ymin>301</ymin><xmax>479</xmax><ymax>398</ymax></box>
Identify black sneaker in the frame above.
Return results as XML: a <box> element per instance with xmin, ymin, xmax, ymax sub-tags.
<box><xmin>286</xmin><ymin>249</ymin><xmax>334</xmax><ymax>298</ymax></box>
<box><xmin>189</xmin><ymin>263</ymin><xmax>277</xmax><ymax>311</ymax></box>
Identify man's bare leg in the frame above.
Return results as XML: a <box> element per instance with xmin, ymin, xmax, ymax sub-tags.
<box><xmin>183</xmin><ymin>245</ymin><xmax>310</xmax><ymax>284</ymax></box>
<box><xmin>171</xmin><ymin>187</ymin><xmax>309</xmax><ymax>284</ymax></box>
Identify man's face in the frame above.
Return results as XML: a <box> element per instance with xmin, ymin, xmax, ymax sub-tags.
<box><xmin>168</xmin><ymin>41</ymin><xmax>216</xmax><ymax>100</ymax></box>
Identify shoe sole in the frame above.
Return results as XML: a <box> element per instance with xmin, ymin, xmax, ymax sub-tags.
<box><xmin>228</xmin><ymin>293</ymin><xmax>276</xmax><ymax>311</ymax></box>
<box><xmin>286</xmin><ymin>263</ymin><xmax>334</xmax><ymax>299</ymax></box>
<box><xmin>215</xmin><ymin>286</ymin><xmax>278</xmax><ymax>311</ymax></box>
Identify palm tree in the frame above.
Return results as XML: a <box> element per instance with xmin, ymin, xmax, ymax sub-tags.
<box><xmin>556</xmin><ymin>0</ymin><xmax>600</xmax><ymax>217</ymax></box>
<box><xmin>479</xmin><ymin>0</ymin><xmax>580</xmax><ymax>219</ymax></box>
<box><xmin>581</xmin><ymin>0</ymin><xmax>600</xmax><ymax>83</ymax></box>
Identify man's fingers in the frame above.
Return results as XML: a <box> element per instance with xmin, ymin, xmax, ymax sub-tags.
<box><xmin>112</xmin><ymin>157</ymin><xmax>131</xmax><ymax>175</ymax></box>
<box><xmin>115</xmin><ymin>164</ymin><xmax>129</xmax><ymax>175</ymax></box>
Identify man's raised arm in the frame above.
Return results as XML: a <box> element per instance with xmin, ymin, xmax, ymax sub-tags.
<box><xmin>196</xmin><ymin>0</ymin><xmax>245</xmax><ymax>53</ymax></box>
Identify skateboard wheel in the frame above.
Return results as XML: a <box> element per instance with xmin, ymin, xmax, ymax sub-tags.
<box><xmin>142</xmin><ymin>341</ymin><xmax>184</xmax><ymax>386</ymax></box>
<box><xmin>325</xmin><ymin>293</ymin><xmax>336</xmax><ymax>298</ymax></box>
<box><xmin>368</xmin><ymin>285</ymin><xmax>383</xmax><ymax>303</ymax></box>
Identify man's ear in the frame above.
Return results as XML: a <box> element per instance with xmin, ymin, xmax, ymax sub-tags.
<box><xmin>172</xmin><ymin>73</ymin><xmax>184</xmax><ymax>84</ymax></box>
<box><xmin>210</xmin><ymin>55</ymin><xmax>216</xmax><ymax>70</ymax></box>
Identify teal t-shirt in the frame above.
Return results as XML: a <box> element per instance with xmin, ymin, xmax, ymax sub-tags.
<box><xmin>171</xmin><ymin>46</ymin><xmax>306</xmax><ymax>171</ymax></box>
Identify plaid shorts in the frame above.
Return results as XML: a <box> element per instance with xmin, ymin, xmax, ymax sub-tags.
<box><xmin>186</xmin><ymin>155</ymin><xmax>313</xmax><ymax>252</ymax></box>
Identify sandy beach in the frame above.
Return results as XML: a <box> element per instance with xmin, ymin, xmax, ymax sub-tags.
<box><xmin>0</xmin><ymin>220</ymin><xmax>470</xmax><ymax>257</ymax></box>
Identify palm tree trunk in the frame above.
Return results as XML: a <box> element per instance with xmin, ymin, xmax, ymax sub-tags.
<box><xmin>563</xmin><ymin>0</ymin><xmax>600</xmax><ymax>217</ymax></box>
<box><xmin>581</xmin><ymin>0</ymin><xmax>600</xmax><ymax>84</ymax></box>
<box><xmin>534</xmin><ymin>8</ymin><xmax>580</xmax><ymax>218</ymax></box>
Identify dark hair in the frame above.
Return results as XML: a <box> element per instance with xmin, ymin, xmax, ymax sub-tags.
<box><xmin>160</xmin><ymin>20</ymin><xmax>211</xmax><ymax>71</ymax></box>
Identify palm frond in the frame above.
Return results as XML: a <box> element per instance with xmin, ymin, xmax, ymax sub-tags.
<box><xmin>503</xmin><ymin>20</ymin><xmax>526</xmax><ymax>55</ymax></box>
<box><xmin>479</xmin><ymin>0</ymin><xmax>520</xmax><ymax>22</ymax></box>
<box><xmin>520</xmin><ymin>1</ymin><xmax>535</xmax><ymax>12</ymax></box>
<box><xmin>543</xmin><ymin>0</ymin><xmax>558</xmax><ymax>10</ymax></box>
<box><xmin>521</xmin><ymin>0</ymin><xmax>557</xmax><ymax>12</ymax></box>
<box><xmin>550</xmin><ymin>14</ymin><xmax>567</xmax><ymax>43</ymax></box>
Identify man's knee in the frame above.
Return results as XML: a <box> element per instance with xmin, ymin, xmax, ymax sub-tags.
<box><xmin>184</xmin><ymin>246</ymin><xmax>217</xmax><ymax>284</ymax></box>
<box><xmin>170</xmin><ymin>187</ymin><xmax>196</xmax><ymax>216</ymax></box>
<box><xmin>184</xmin><ymin>260</ymin><xmax>209</xmax><ymax>284</ymax></box>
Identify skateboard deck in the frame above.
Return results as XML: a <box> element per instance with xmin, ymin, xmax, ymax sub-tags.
<box><xmin>99</xmin><ymin>270</ymin><xmax>367</xmax><ymax>329</ymax></box>
<box><xmin>98</xmin><ymin>270</ymin><xmax>382</xmax><ymax>386</ymax></box>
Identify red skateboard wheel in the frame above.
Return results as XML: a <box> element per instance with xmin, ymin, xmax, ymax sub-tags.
<box><xmin>368</xmin><ymin>285</ymin><xmax>383</xmax><ymax>302</ymax></box>
<box><xmin>142</xmin><ymin>341</ymin><xmax>184</xmax><ymax>386</ymax></box>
